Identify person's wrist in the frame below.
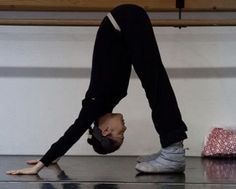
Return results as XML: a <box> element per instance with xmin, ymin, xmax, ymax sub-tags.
<box><xmin>34</xmin><ymin>161</ymin><xmax>44</xmax><ymax>172</ymax></box>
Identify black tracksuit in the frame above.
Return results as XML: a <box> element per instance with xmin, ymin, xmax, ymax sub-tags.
<box><xmin>40</xmin><ymin>4</ymin><xmax>187</xmax><ymax>166</ymax></box>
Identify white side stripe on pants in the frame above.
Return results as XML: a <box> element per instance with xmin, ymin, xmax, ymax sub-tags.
<box><xmin>107</xmin><ymin>13</ymin><xmax>121</xmax><ymax>32</ymax></box>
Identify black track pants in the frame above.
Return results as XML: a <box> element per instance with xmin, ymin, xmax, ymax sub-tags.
<box><xmin>86</xmin><ymin>4</ymin><xmax>188</xmax><ymax>147</ymax></box>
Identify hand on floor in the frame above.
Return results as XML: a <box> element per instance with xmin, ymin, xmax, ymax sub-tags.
<box><xmin>6</xmin><ymin>161</ymin><xmax>44</xmax><ymax>175</ymax></box>
<box><xmin>6</xmin><ymin>166</ymin><xmax>39</xmax><ymax>175</ymax></box>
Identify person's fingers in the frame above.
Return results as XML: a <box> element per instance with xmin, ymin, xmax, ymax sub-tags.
<box><xmin>6</xmin><ymin>170</ymin><xmax>12</xmax><ymax>174</ymax></box>
<box><xmin>6</xmin><ymin>170</ymin><xmax>21</xmax><ymax>175</ymax></box>
<box><xmin>14</xmin><ymin>170</ymin><xmax>21</xmax><ymax>175</ymax></box>
<box><xmin>26</xmin><ymin>159</ymin><xmax>39</xmax><ymax>164</ymax></box>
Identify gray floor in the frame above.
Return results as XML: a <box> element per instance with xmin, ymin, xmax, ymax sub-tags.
<box><xmin>1</xmin><ymin>156</ymin><xmax>236</xmax><ymax>189</ymax></box>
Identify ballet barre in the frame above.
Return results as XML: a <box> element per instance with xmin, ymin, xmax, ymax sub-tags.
<box><xmin>0</xmin><ymin>18</ymin><xmax>235</xmax><ymax>27</ymax></box>
<box><xmin>0</xmin><ymin>0</ymin><xmax>235</xmax><ymax>27</ymax></box>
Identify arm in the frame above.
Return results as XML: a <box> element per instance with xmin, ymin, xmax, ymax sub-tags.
<box><xmin>6</xmin><ymin>102</ymin><xmax>96</xmax><ymax>175</ymax></box>
<box><xmin>40</xmin><ymin>98</ymin><xmax>113</xmax><ymax>166</ymax></box>
<box><xmin>6</xmin><ymin>98</ymin><xmax>114</xmax><ymax>175</ymax></box>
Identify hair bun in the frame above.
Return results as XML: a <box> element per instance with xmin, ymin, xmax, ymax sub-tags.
<box><xmin>87</xmin><ymin>127</ymin><xmax>94</xmax><ymax>145</ymax></box>
<box><xmin>87</xmin><ymin>137</ymin><xmax>93</xmax><ymax>145</ymax></box>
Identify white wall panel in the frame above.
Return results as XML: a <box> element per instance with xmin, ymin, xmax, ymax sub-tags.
<box><xmin>0</xmin><ymin>26</ymin><xmax>236</xmax><ymax>156</ymax></box>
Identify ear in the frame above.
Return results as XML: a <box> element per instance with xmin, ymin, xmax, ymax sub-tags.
<box><xmin>101</xmin><ymin>126</ymin><xmax>111</xmax><ymax>136</ymax></box>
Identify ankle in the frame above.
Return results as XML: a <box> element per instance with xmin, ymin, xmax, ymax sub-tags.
<box><xmin>162</xmin><ymin>141</ymin><xmax>185</xmax><ymax>154</ymax></box>
<box><xmin>164</xmin><ymin>141</ymin><xmax>183</xmax><ymax>148</ymax></box>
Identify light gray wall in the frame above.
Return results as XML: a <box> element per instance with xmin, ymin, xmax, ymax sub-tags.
<box><xmin>0</xmin><ymin>13</ymin><xmax>236</xmax><ymax>156</ymax></box>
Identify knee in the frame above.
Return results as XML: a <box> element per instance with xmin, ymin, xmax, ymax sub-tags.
<box><xmin>111</xmin><ymin>4</ymin><xmax>147</xmax><ymax>19</ymax></box>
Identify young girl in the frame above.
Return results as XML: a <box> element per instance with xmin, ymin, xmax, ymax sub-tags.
<box><xmin>7</xmin><ymin>4</ymin><xmax>187</xmax><ymax>175</ymax></box>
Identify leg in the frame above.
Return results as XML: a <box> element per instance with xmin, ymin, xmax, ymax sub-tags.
<box><xmin>111</xmin><ymin>4</ymin><xmax>187</xmax><ymax>147</ymax></box>
<box><xmin>85</xmin><ymin>15</ymin><xmax>131</xmax><ymax>103</ymax></box>
<box><xmin>110</xmin><ymin>4</ymin><xmax>186</xmax><ymax>173</ymax></box>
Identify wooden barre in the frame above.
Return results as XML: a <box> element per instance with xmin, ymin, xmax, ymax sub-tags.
<box><xmin>0</xmin><ymin>19</ymin><xmax>236</xmax><ymax>27</ymax></box>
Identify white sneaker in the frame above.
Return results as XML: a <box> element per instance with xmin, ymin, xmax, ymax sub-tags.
<box><xmin>135</xmin><ymin>142</ymin><xmax>186</xmax><ymax>173</ymax></box>
<box><xmin>136</xmin><ymin>151</ymin><xmax>161</xmax><ymax>163</ymax></box>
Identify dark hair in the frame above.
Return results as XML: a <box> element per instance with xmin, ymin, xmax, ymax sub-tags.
<box><xmin>87</xmin><ymin>126</ymin><xmax>122</xmax><ymax>154</ymax></box>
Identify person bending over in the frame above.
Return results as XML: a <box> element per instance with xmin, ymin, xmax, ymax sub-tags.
<box><xmin>7</xmin><ymin>4</ymin><xmax>187</xmax><ymax>175</ymax></box>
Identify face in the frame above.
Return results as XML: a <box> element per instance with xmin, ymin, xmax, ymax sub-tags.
<box><xmin>98</xmin><ymin>113</ymin><xmax>127</xmax><ymax>144</ymax></box>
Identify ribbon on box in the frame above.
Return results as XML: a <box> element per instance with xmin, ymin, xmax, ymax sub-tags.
<box><xmin>202</xmin><ymin>127</ymin><xmax>236</xmax><ymax>157</ymax></box>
